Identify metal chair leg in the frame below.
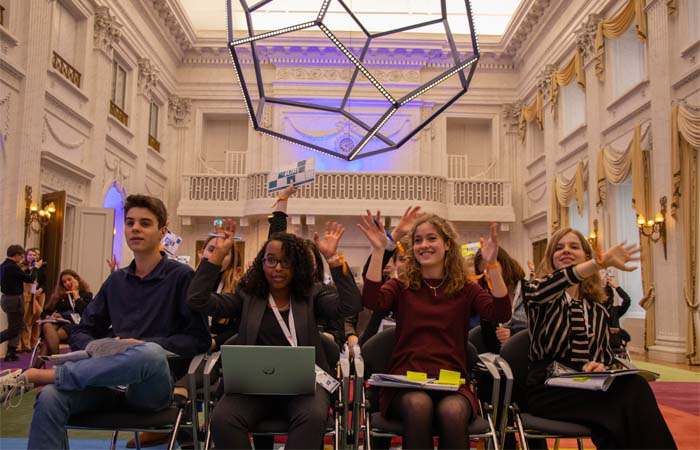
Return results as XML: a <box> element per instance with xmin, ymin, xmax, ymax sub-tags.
<box><xmin>109</xmin><ymin>430</ymin><xmax>119</xmax><ymax>450</ymax></box>
<box><xmin>134</xmin><ymin>432</ymin><xmax>141</xmax><ymax>450</ymax></box>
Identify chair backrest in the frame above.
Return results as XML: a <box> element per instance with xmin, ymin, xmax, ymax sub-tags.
<box><xmin>361</xmin><ymin>327</ymin><xmax>396</xmax><ymax>380</ymax></box>
<box><xmin>498</xmin><ymin>329</ymin><xmax>529</xmax><ymax>384</ymax></box>
<box><xmin>468</xmin><ymin>325</ymin><xmax>487</xmax><ymax>354</ymax></box>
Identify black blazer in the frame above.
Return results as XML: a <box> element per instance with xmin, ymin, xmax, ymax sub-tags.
<box><xmin>188</xmin><ymin>259</ymin><xmax>362</xmax><ymax>372</ymax></box>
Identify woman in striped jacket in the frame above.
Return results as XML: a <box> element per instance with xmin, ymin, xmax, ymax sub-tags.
<box><xmin>523</xmin><ymin>227</ymin><xmax>675</xmax><ymax>449</ymax></box>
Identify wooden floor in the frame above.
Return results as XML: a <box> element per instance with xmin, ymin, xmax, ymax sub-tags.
<box><xmin>630</xmin><ymin>351</ymin><xmax>700</xmax><ymax>372</ymax></box>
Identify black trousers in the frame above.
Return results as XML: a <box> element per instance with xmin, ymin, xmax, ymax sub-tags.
<box><xmin>527</xmin><ymin>374</ymin><xmax>676</xmax><ymax>449</ymax></box>
<box><xmin>210</xmin><ymin>389</ymin><xmax>330</xmax><ymax>450</ymax></box>
<box><xmin>0</xmin><ymin>294</ymin><xmax>24</xmax><ymax>348</ymax></box>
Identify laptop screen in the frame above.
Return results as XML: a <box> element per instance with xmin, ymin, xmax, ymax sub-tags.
<box><xmin>220</xmin><ymin>345</ymin><xmax>316</xmax><ymax>395</ymax></box>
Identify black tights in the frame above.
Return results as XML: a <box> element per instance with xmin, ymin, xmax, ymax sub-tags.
<box><xmin>388</xmin><ymin>390</ymin><xmax>472</xmax><ymax>450</ymax></box>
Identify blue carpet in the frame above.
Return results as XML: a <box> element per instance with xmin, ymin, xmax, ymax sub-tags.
<box><xmin>0</xmin><ymin>437</ymin><xmax>172</xmax><ymax>449</ymax></box>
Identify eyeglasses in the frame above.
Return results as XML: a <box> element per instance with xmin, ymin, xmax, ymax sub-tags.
<box><xmin>263</xmin><ymin>256</ymin><xmax>291</xmax><ymax>269</ymax></box>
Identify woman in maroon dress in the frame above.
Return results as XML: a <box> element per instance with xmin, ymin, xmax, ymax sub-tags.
<box><xmin>358</xmin><ymin>212</ymin><xmax>512</xmax><ymax>449</ymax></box>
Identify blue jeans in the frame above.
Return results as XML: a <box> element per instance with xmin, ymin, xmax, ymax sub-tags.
<box><xmin>27</xmin><ymin>342</ymin><xmax>173</xmax><ymax>450</ymax></box>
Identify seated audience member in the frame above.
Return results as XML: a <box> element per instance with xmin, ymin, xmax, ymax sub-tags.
<box><xmin>0</xmin><ymin>245</ymin><xmax>39</xmax><ymax>362</ymax></box>
<box><xmin>472</xmin><ymin>247</ymin><xmax>528</xmax><ymax>353</ymax></box>
<box><xmin>359</xmin><ymin>212</ymin><xmax>511</xmax><ymax>449</ymax></box>
<box><xmin>603</xmin><ymin>275</ymin><xmax>632</xmax><ymax>351</ymax></box>
<box><xmin>0</xmin><ymin>195</ymin><xmax>211</xmax><ymax>450</ymax></box>
<box><xmin>20</xmin><ymin>248</ymin><xmax>48</xmax><ymax>352</ymax></box>
<box><xmin>200</xmin><ymin>233</ymin><xmax>241</xmax><ymax>351</ymax></box>
<box><xmin>32</xmin><ymin>270</ymin><xmax>93</xmax><ymax>368</ymax></box>
<box><xmin>187</xmin><ymin>221</ymin><xmax>361</xmax><ymax>450</ymax></box>
<box><xmin>346</xmin><ymin>207</ymin><xmax>424</xmax><ymax>352</ymax></box>
<box><xmin>524</xmin><ymin>227</ymin><xmax>676</xmax><ymax>449</ymax></box>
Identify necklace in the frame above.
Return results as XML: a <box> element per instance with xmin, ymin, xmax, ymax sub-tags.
<box><xmin>423</xmin><ymin>278</ymin><xmax>446</xmax><ymax>296</ymax></box>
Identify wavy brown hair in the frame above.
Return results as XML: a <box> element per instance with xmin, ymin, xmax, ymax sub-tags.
<box><xmin>474</xmin><ymin>247</ymin><xmax>525</xmax><ymax>293</ymax></box>
<box><xmin>48</xmin><ymin>269</ymin><xmax>91</xmax><ymax>309</ymax></box>
<box><xmin>399</xmin><ymin>214</ymin><xmax>470</xmax><ymax>297</ymax></box>
<box><xmin>537</xmin><ymin>228</ymin><xmax>606</xmax><ymax>303</ymax></box>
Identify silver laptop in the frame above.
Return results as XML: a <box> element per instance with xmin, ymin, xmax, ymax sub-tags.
<box><xmin>220</xmin><ymin>345</ymin><xmax>316</xmax><ymax>395</ymax></box>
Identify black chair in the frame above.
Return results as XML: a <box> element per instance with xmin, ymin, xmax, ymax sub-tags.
<box><xmin>202</xmin><ymin>334</ymin><xmax>349</xmax><ymax>450</ymax></box>
<box><xmin>356</xmin><ymin>327</ymin><xmax>500</xmax><ymax>450</ymax></box>
<box><xmin>495</xmin><ymin>330</ymin><xmax>592</xmax><ymax>450</ymax></box>
<box><xmin>64</xmin><ymin>353</ymin><xmax>207</xmax><ymax>450</ymax></box>
<box><xmin>468</xmin><ymin>325</ymin><xmax>487</xmax><ymax>354</ymax></box>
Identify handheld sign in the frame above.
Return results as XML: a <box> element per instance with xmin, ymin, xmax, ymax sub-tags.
<box><xmin>267</xmin><ymin>157</ymin><xmax>316</xmax><ymax>193</ymax></box>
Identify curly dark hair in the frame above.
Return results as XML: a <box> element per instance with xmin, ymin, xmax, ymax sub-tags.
<box><xmin>474</xmin><ymin>247</ymin><xmax>526</xmax><ymax>293</ymax></box>
<box><xmin>304</xmin><ymin>240</ymin><xmax>325</xmax><ymax>283</ymax></box>
<box><xmin>237</xmin><ymin>232</ymin><xmax>316</xmax><ymax>300</ymax></box>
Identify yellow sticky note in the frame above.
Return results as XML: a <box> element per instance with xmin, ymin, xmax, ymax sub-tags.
<box><xmin>406</xmin><ymin>371</ymin><xmax>428</xmax><ymax>382</ymax></box>
<box><xmin>435</xmin><ymin>369</ymin><xmax>463</xmax><ymax>385</ymax></box>
<box><xmin>572</xmin><ymin>377</ymin><xmax>589</xmax><ymax>382</ymax></box>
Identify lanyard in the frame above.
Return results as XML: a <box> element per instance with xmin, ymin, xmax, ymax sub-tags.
<box><xmin>67</xmin><ymin>292</ymin><xmax>76</xmax><ymax>312</ymax></box>
<box><xmin>267</xmin><ymin>294</ymin><xmax>297</xmax><ymax>347</ymax></box>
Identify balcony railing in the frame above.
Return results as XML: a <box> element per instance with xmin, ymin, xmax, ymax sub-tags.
<box><xmin>51</xmin><ymin>51</ymin><xmax>81</xmax><ymax>88</ymax></box>
<box><xmin>109</xmin><ymin>101</ymin><xmax>129</xmax><ymax>127</ymax></box>
<box><xmin>182</xmin><ymin>171</ymin><xmax>512</xmax><ymax>209</ymax></box>
<box><xmin>225</xmin><ymin>151</ymin><xmax>247</xmax><ymax>174</ymax></box>
<box><xmin>148</xmin><ymin>134</ymin><xmax>160</xmax><ymax>152</ymax></box>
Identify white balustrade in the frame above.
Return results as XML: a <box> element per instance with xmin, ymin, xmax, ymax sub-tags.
<box><xmin>182</xmin><ymin>172</ymin><xmax>511</xmax><ymax>209</ymax></box>
<box><xmin>447</xmin><ymin>154</ymin><xmax>468</xmax><ymax>179</ymax></box>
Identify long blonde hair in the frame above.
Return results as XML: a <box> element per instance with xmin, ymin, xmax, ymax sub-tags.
<box><xmin>399</xmin><ymin>214</ymin><xmax>470</xmax><ymax>297</ymax></box>
<box><xmin>537</xmin><ymin>228</ymin><xmax>606</xmax><ymax>303</ymax></box>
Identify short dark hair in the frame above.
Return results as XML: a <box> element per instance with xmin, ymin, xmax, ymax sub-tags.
<box><xmin>124</xmin><ymin>195</ymin><xmax>167</xmax><ymax>228</ymax></box>
<box><xmin>6</xmin><ymin>245</ymin><xmax>24</xmax><ymax>257</ymax></box>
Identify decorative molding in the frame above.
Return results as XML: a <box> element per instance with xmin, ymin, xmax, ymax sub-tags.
<box><xmin>147</xmin><ymin>0</ymin><xmax>193</xmax><ymax>53</ymax></box>
<box><xmin>536</xmin><ymin>65</ymin><xmax>556</xmax><ymax>102</ymax></box>
<box><xmin>40</xmin><ymin>151</ymin><xmax>94</xmax><ymax>202</ymax></box>
<box><xmin>168</xmin><ymin>95</ymin><xmax>192</xmax><ymax>127</ymax></box>
<box><xmin>501</xmin><ymin>102</ymin><xmax>522</xmax><ymax>131</ymax></box>
<box><xmin>104</xmin><ymin>153</ymin><xmax>132</xmax><ymax>191</ymax></box>
<box><xmin>0</xmin><ymin>92</ymin><xmax>9</xmax><ymax>143</ymax></box>
<box><xmin>502</xmin><ymin>0</ymin><xmax>553</xmax><ymax>59</ymax></box>
<box><xmin>137</xmin><ymin>58</ymin><xmax>159</xmax><ymax>98</ymax></box>
<box><xmin>93</xmin><ymin>6</ymin><xmax>122</xmax><ymax>54</ymax></box>
<box><xmin>574</xmin><ymin>13</ymin><xmax>603</xmax><ymax>60</ymax></box>
<box><xmin>43</xmin><ymin>115</ymin><xmax>86</xmax><ymax>149</ymax></box>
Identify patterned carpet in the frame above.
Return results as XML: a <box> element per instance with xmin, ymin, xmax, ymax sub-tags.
<box><xmin>1</xmin><ymin>351</ymin><xmax>698</xmax><ymax>449</ymax></box>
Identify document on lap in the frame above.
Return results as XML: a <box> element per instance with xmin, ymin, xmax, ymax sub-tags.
<box><xmin>368</xmin><ymin>370</ymin><xmax>464</xmax><ymax>392</ymax></box>
<box><xmin>545</xmin><ymin>367</ymin><xmax>659</xmax><ymax>391</ymax></box>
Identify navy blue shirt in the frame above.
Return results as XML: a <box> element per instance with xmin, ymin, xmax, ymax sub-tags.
<box><xmin>70</xmin><ymin>253</ymin><xmax>210</xmax><ymax>358</ymax></box>
<box><xmin>0</xmin><ymin>258</ymin><xmax>36</xmax><ymax>295</ymax></box>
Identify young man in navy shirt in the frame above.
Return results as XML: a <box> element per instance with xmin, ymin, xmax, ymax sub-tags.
<box><xmin>0</xmin><ymin>195</ymin><xmax>210</xmax><ymax>450</ymax></box>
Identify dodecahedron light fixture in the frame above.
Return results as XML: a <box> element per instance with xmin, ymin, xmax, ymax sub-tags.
<box><xmin>226</xmin><ymin>0</ymin><xmax>480</xmax><ymax>161</ymax></box>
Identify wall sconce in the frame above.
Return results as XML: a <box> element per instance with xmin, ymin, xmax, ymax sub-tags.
<box><xmin>588</xmin><ymin>219</ymin><xmax>599</xmax><ymax>249</ymax></box>
<box><xmin>24</xmin><ymin>185</ymin><xmax>55</xmax><ymax>247</ymax></box>
<box><xmin>637</xmin><ymin>196</ymin><xmax>667</xmax><ymax>260</ymax></box>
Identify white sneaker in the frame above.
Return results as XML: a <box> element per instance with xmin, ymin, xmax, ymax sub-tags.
<box><xmin>0</xmin><ymin>369</ymin><xmax>33</xmax><ymax>408</ymax></box>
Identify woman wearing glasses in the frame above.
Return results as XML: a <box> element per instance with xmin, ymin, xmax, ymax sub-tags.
<box><xmin>187</xmin><ymin>220</ymin><xmax>361</xmax><ymax>450</ymax></box>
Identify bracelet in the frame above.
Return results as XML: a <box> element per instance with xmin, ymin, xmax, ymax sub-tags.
<box><xmin>326</xmin><ymin>254</ymin><xmax>340</xmax><ymax>264</ymax></box>
<box><xmin>278</xmin><ymin>196</ymin><xmax>288</xmax><ymax>201</ymax></box>
<box><xmin>485</xmin><ymin>262</ymin><xmax>501</xmax><ymax>271</ymax></box>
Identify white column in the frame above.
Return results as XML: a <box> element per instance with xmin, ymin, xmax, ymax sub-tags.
<box><xmin>645</xmin><ymin>0</ymin><xmax>686</xmax><ymax>362</ymax></box>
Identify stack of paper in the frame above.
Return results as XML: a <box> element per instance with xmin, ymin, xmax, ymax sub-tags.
<box><xmin>545</xmin><ymin>368</ymin><xmax>659</xmax><ymax>391</ymax></box>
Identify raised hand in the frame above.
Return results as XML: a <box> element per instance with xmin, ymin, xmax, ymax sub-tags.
<box><xmin>209</xmin><ymin>219</ymin><xmax>237</xmax><ymax>265</ymax></box>
<box><xmin>106</xmin><ymin>255</ymin><xmax>120</xmax><ymax>273</ymax></box>
<box><xmin>601</xmin><ymin>242</ymin><xmax>640</xmax><ymax>272</ymax></box>
<box><xmin>314</xmin><ymin>221</ymin><xmax>345</xmax><ymax>260</ymax></box>
<box><xmin>480</xmin><ymin>223</ymin><xmax>500</xmax><ymax>265</ymax></box>
<box><xmin>357</xmin><ymin>210</ymin><xmax>389</xmax><ymax>251</ymax></box>
<box><xmin>392</xmin><ymin>206</ymin><xmax>424</xmax><ymax>241</ymax></box>
<box><xmin>280</xmin><ymin>180</ymin><xmax>298</xmax><ymax>199</ymax></box>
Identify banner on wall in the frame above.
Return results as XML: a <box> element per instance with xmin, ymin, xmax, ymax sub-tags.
<box><xmin>267</xmin><ymin>157</ymin><xmax>316</xmax><ymax>193</ymax></box>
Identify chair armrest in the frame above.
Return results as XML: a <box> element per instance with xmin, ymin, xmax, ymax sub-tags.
<box><xmin>204</xmin><ymin>351</ymin><xmax>221</xmax><ymax>377</ymax></box>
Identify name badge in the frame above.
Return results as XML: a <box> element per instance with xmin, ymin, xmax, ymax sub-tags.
<box><xmin>70</xmin><ymin>313</ymin><xmax>81</xmax><ymax>324</ymax></box>
<box><xmin>315</xmin><ymin>364</ymin><xmax>340</xmax><ymax>393</ymax></box>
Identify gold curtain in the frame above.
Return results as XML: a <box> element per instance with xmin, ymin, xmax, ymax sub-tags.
<box><xmin>628</xmin><ymin>124</ymin><xmax>656</xmax><ymax>350</ymax></box>
<box><xmin>671</xmin><ymin>103</ymin><xmax>700</xmax><ymax>364</ymax></box>
<box><xmin>551</xmin><ymin>162</ymin><xmax>585</xmax><ymax>232</ymax></box>
<box><xmin>597</xmin><ymin>124</ymin><xmax>649</xmax><ymax>206</ymax></box>
<box><xmin>519</xmin><ymin>90</ymin><xmax>544</xmax><ymax>143</ymax></box>
<box><xmin>550</xmin><ymin>48</ymin><xmax>585</xmax><ymax>113</ymax></box>
<box><xmin>594</xmin><ymin>0</ymin><xmax>647</xmax><ymax>81</ymax></box>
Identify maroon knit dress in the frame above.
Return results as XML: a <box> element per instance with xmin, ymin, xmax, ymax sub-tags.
<box><xmin>362</xmin><ymin>277</ymin><xmax>511</xmax><ymax>418</ymax></box>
